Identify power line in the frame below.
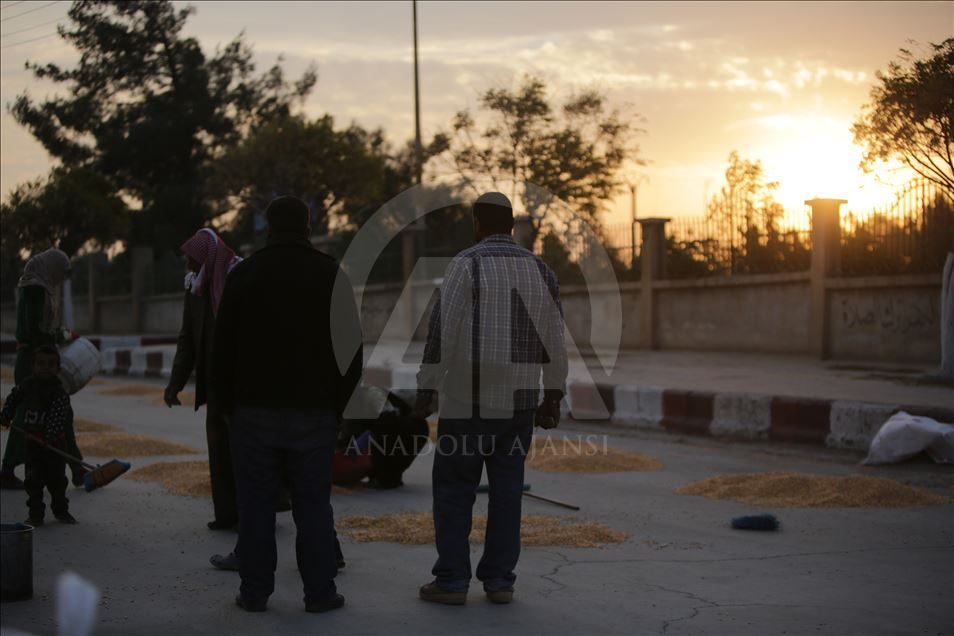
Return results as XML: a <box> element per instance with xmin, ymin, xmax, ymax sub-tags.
<box><xmin>0</xmin><ymin>29</ymin><xmax>57</xmax><ymax>49</ymax></box>
<box><xmin>0</xmin><ymin>0</ymin><xmax>62</xmax><ymax>23</ymax></box>
<box><xmin>1</xmin><ymin>15</ymin><xmax>59</xmax><ymax>37</ymax></box>
<box><xmin>0</xmin><ymin>1</ymin><xmax>29</xmax><ymax>10</ymax></box>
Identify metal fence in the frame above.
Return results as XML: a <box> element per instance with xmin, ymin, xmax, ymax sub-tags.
<box><xmin>840</xmin><ymin>179</ymin><xmax>953</xmax><ymax>276</ymax></box>
<box><xmin>600</xmin><ymin>222</ymin><xmax>638</xmax><ymax>270</ymax></box>
<box><xmin>665</xmin><ymin>211</ymin><xmax>811</xmax><ymax>278</ymax></box>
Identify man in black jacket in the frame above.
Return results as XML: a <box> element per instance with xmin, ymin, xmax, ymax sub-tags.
<box><xmin>213</xmin><ymin>196</ymin><xmax>363</xmax><ymax>614</ymax></box>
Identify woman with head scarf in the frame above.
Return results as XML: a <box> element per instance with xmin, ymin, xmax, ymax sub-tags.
<box><xmin>164</xmin><ymin>228</ymin><xmax>243</xmax><ymax>529</ymax></box>
<box><xmin>1</xmin><ymin>248</ymin><xmax>86</xmax><ymax>490</ymax></box>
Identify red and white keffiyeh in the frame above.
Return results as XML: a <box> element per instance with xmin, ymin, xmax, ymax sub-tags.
<box><xmin>180</xmin><ymin>229</ymin><xmax>241</xmax><ymax>316</ymax></box>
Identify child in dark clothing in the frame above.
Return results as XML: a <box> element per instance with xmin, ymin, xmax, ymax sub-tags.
<box><xmin>0</xmin><ymin>345</ymin><xmax>77</xmax><ymax>525</ymax></box>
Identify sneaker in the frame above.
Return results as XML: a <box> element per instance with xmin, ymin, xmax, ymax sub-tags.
<box><xmin>210</xmin><ymin>552</ymin><xmax>240</xmax><ymax>571</ymax></box>
<box><xmin>207</xmin><ymin>518</ymin><xmax>238</xmax><ymax>530</ymax></box>
<box><xmin>25</xmin><ymin>516</ymin><xmax>44</xmax><ymax>527</ymax></box>
<box><xmin>54</xmin><ymin>511</ymin><xmax>78</xmax><ymax>525</ymax></box>
<box><xmin>70</xmin><ymin>465</ymin><xmax>88</xmax><ymax>488</ymax></box>
<box><xmin>305</xmin><ymin>593</ymin><xmax>345</xmax><ymax>613</ymax></box>
<box><xmin>1</xmin><ymin>472</ymin><xmax>24</xmax><ymax>490</ymax></box>
<box><xmin>419</xmin><ymin>582</ymin><xmax>466</xmax><ymax>605</ymax></box>
<box><xmin>486</xmin><ymin>589</ymin><xmax>514</xmax><ymax>604</ymax></box>
<box><xmin>235</xmin><ymin>595</ymin><xmax>267</xmax><ymax>612</ymax></box>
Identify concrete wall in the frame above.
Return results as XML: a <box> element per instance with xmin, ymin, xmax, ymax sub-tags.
<box><xmin>827</xmin><ymin>275</ymin><xmax>941</xmax><ymax>363</ymax></box>
<box><xmin>561</xmin><ymin>282</ymin><xmax>641</xmax><ymax>351</ymax></box>
<box><xmin>0</xmin><ymin>272</ymin><xmax>942</xmax><ymax>364</ymax></box>
<box><xmin>142</xmin><ymin>293</ymin><xmax>186</xmax><ymax>334</ymax></box>
<box><xmin>98</xmin><ymin>295</ymin><xmax>136</xmax><ymax>334</ymax></box>
<box><xmin>655</xmin><ymin>274</ymin><xmax>811</xmax><ymax>353</ymax></box>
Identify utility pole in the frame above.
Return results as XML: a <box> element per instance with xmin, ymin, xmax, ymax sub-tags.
<box><xmin>629</xmin><ymin>183</ymin><xmax>637</xmax><ymax>269</ymax></box>
<box><xmin>412</xmin><ymin>0</ymin><xmax>423</xmax><ymax>186</ymax></box>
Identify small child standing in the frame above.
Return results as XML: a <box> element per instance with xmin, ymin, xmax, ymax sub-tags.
<box><xmin>0</xmin><ymin>345</ymin><xmax>77</xmax><ymax>525</ymax></box>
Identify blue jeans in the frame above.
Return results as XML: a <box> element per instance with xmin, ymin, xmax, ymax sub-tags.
<box><xmin>431</xmin><ymin>403</ymin><xmax>533</xmax><ymax>593</ymax></box>
<box><xmin>230</xmin><ymin>407</ymin><xmax>338</xmax><ymax>604</ymax></box>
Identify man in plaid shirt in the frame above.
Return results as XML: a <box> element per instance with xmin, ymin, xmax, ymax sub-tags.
<box><xmin>414</xmin><ymin>192</ymin><xmax>567</xmax><ymax>606</ymax></box>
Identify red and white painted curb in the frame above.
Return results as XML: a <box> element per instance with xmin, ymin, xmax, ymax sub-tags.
<box><xmin>360</xmin><ymin>366</ymin><xmax>954</xmax><ymax>452</ymax></box>
<box><xmin>101</xmin><ymin>346</ymin><xmax>176</xmax><ymax>378</ymax></box>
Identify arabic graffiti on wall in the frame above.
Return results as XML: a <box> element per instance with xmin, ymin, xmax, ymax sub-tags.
<box><xmin>838</xmin><ymin>292</ymin><xmax>938</xmax><ymax>335</ymax></box>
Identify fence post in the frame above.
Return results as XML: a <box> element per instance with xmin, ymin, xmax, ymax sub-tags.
<box><xmin>637</xmin><ymin>217</ymin><xmax>670</xmax><ymax>350</ymax></box>
<box><xmin>130</xmin><ymin>246</ymin><xmax>153</xmax><ymax>334</ymax></box>
<box><xmin>805</xmin><ymin>198</ymin><xmax>845</xmax><ymax>359</ymax></box>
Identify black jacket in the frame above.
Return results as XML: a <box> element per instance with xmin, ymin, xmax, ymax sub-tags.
<box><xmin>168</xmin><ymin>291</ymin><xmax>215</xmax><ymax>409</ymax></box>
<box><xmin>212</xmin><ymin>234</ymin><xmax>363</xmax><ymax>416</ymax></box>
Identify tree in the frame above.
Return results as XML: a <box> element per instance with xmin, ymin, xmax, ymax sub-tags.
<box><xmin>0</xmin><ymin>167</ymin><xmax>128</xmax><ymax>258</ymax></box>
<box><xmin>209</xmin><ymin>115</ymin><xmax>390</xmax><ymax>245</ymax></box>
<box><xmin>0</xmin><ymin>167</ymin><xmax>129</xmax><ymax>300</ymax></box>
<box><xmin>9</xmin><ymin>0</ymin><xmax>316</xmax><ymax>250</ymax></box>
<box><xmin>852</xmin><ymin>39</ymin><xmax>954</xmax><ymax>193</ymax></box>
<box><xmin>705</xmin><ymin>151</ymin><xmax>809</xmax><ymax>274</ymax></box>
<box><xmin>429</xmin><ymin>75</ymin><xmax>642</xmax><ymax>239</ymax></box>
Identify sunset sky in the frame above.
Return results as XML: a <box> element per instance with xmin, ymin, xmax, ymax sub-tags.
<box><xmin>1</xmin><ymin>1</ymin><xmax>951</xmax><ymax>226</ymax></box>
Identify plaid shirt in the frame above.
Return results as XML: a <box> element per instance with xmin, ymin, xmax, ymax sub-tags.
<box><xmin>417</xmin><ymin>234</ymin><xmax>568</xmax><ymax>412</ymax></box>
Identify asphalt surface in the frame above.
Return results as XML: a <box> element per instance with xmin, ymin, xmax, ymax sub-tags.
<box><xmin>1</xmin><ymin>370</ymin><xmax>952</xmax><ymax>636</ymax></box>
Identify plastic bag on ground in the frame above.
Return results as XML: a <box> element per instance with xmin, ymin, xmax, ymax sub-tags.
<box><xmin>863</xmin><ymin>411</ymin><xmax>954</xmax><ymax>465</ymax></box>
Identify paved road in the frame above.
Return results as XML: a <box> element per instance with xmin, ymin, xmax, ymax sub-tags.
<box><xmin>369</xmin><ymin>342</ymin><xmax>954</xmax><ymax>409</ymax></box>
<box><xmin>1</xmin><ymin>371</ymin><xmax>952</xmax><ymax>635</ymax></box>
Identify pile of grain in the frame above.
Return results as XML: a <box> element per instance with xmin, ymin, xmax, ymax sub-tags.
<box><xmin>339</xmin><ymin>512</ymin><xmax>627</xmax><ymax>547</ymax></box>
<box><xmin>98</xmin><ymin>384</ymin><xmax>164</xmax><ymax>397</ymax></box>
<box><xmin>676</xmin><ymin>471</ymin><xmax>951</xmax><ymax>508</ymax></box>
<box><xmin>0</xmin><ymin>367</ymin><xmax>13</xmax><ymax>381</ymax></box>
<box><xmin>77</xmin><ymin>432</ymin><xmax>198</xmax><ymax>457</ymax></box>
<box><xmin>73</xmin><ymin>418</ymin><xmax>120</xmax><ymax>433</ymax></box>
<box><xmin>130</xmin><ymin>460</ymin><xmax>211</xmax><ymax>497</ymax></box>
<box><xmin>527</xmin><ymin>437</ymin><xmax>662</xmax><ymax>473</ymax></box>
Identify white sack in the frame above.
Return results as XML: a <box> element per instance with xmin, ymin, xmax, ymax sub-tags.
<box><xmin>863</xmin><ymin>411</ymin><xmax>954</xmax><ymax>465</ymax></box>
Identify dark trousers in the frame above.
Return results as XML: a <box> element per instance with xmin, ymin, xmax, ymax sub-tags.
<box><xmin>431</xmin><ymin>405</ymin><xmax>533</xmax><ymax>593</ymax></box>
<box><xmin>206</xmin><ymin>400</ymin><xmax>237</xmax><ymax>523</ymax></box>
<box><xmin>230</xmin><ymin>406</ymin><xmax>338</xmax><ymax>604</ymax></box>
<box><xmin>24</xmin><ymin>441</ymin><xmax>69</xmax><ymax>518</ymax></box>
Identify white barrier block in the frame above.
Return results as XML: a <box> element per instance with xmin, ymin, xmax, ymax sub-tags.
<box><xmin>711</xmin><ymin>393</ymin><xmax>772</xmax><ymax>439</ymax></box>
<box><xmin>828</xmin><ymin>401</ymin><xmax>899</xmax><ymax>450</ymax></box>
<box><xmin>612</xmin><ymin>385</ymin><xmax>663</xmax><ymax>429</ymax></box>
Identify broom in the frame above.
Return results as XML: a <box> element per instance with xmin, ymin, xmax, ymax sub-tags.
<box><xmin>476</xmin><ymin>483</ymin><xmax>580</xmax><ymax>511</ymax></box>
<box><xmin>5</xmin><ymin>423</ymin><xmax>131</xmax><ymax>492</ymax></box>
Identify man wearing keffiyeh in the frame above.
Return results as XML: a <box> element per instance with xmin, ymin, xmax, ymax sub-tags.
<box><xmin>164</xmin><ymin>228</ymin><xmax>242</xmax><ymax>530</ymax></box>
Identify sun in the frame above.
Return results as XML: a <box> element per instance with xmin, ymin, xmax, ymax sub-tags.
<box><xmin>764</xmin><ymin>124</ymin><xmax>912</xmax><ymax>222</ymax></box>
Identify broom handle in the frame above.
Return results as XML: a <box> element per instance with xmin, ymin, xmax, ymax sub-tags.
<box><xmin>523</xmin><ymin>491</ymin><xmax>580</xmax><ymax>511</ymax></box>
<box><xmin>5</xmin><ymin>423</ymin><xmax>94</xmax><ymax>470</ymax></box>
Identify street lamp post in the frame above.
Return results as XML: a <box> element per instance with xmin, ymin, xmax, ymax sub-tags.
<box><xmin>628</xmin><ymin>176</ymin><xmax>647</xmax><ymax>270</ymax></box>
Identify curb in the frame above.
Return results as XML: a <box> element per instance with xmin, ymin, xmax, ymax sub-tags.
<box><xmin>360</xmin><ymin>366</ymin><xmax>954</xmax><ymax>451</ymax></box>
<box><xmin>101</xmin><ymin>346</ymin><xmax>176</xmax><ymax>378</ymax></box>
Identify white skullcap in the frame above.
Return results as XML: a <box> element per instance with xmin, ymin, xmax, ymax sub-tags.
<box><xmin>475</xmin><ymin>192</ymin><xmax>512</xmax><ymax>209</ymax></box>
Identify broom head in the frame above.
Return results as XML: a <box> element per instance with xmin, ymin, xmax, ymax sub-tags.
<box><xmin>83</xmin><ymin>460</ymin><xmax>132</xmax><ymax>492</ymax></box>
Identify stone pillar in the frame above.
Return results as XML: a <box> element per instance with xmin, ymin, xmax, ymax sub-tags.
<box><xmin>806</xmin><ymin>198</ymin><xmax>845</xmax><ymax>359</ymax></box>
<box><xmin>637</xmin><ymin>217</ymin><xmax>670</xmax><ymax>350</ymax></box>
<box><xmin>401</xmin><ymin>221</ymin><xmax>427</xmax><ymax>338</ymax></box>
<box><xmin>130</xmin><ymin>246</ymin><xmax>153</xmax><ymax>334</ymax></box>
<box><xmin>87</xmin><ymin>254</ymin><xmax>99</xmax><ymax>333</ymax></box>
<box><xmin>513</xmin><ymin>215</ymin><xmax>534</xmax><ymax>250</ymax></box>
